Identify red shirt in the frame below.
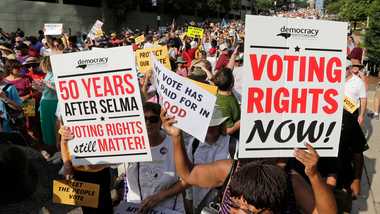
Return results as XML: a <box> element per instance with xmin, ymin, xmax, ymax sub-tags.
<box><xmin>182</xmin><ymin>48</ymin><xmax>197</xmax><ymax>67</ymax></box>
<box><xmin>215</xmin><ymin>53</ymin><xmax>229</xmax><ymax>71</ymax></box>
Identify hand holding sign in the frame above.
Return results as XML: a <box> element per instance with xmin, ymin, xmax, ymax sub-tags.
<box><xmin>294</xmin><ymin>143</ymin><xmax>319</xmax><ymax>178</ymax></box>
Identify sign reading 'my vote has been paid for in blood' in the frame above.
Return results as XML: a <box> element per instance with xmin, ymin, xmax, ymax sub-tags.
<box><xmin>51</xmin><ymin>46</ymin><xmax>151</xmax><ymax>165</ymax></box>
<box><xmin>239</xmin><ymin>15</ymin><xmax>347</xmax><ymax>158</ymax></box>
<box><xmin>152</xmin><ymin>56</ymin><xmax>216</xmax><ymax>142</ymax></box>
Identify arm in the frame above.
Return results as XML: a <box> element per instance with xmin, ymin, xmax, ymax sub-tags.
<box><xmin>358</xmin><ymin>98</ymin><xmax>367</xmax><ymax>126</ymax></box>
<box><xmin>160</xmin><ymin>108</ymin><xmax>232</xmax><ymax>188</ymax></box>
<box><xmin>226</xmin><ymin>120</ymin><xmax>240</xmax><ymax>135</ymax></box>
<box><xmin>139</xmin><ymin>179</ymin><xmax>190</xmax><ymax>213</ymax></box>
<box><xmin>294</xmin><ymin>143</ymin><xmax>337</xmax><ymax>214</ymax></box>
<box><xmin>226</xmin><ymin>46</ymin><xmax>239</xmax><ymax>70</ymax></box>
<box><xmin>0</xmin><ymin>91</ymin><xmax>22</xmax><ymax>111</ymax></box>
<box><xmin>59</xmin><ymin>126</ymin><xmax>75</xmax><ymax>180</ymax></box>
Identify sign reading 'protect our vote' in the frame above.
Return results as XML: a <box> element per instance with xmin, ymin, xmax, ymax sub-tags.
<box><xmin>51</xmin><ymin>46</ymin><xmax>151</xmax><ymax>165</ymax></box>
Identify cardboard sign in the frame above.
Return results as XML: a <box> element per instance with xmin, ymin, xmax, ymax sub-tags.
<box><xmin>44</xmin><ymin>23</ymin><xmax>63</xmax><ymax>35</ymax></box>
<box><xmin>50</xmin><ymin>46</ymin><xmax>152</xmax><ymax>165</ymax></box>
<box><xmin>53</xmin><ymin>180</ymin><xmax>100</xmax><ymax>208</ymax></box>
<box><xmin>115</xmin><ymin>202</ymin><xmax>181</xmax><ymax>214</ymax></box>
<box><xmin>152</xmin><ymin>56</ymin><xmax>216</xmax><ymax>142</ymax></box>
<box><xmin>190</xmin><ymin>79</ymin><xmax>218</xmax><ymax>95</ymax></box>
<box><xmin>186</xmin><ymin>26</ymin><xmax>204</xmax><ymax>38</ymax></box>
<box><xmin>239</xmin><ymin>15</ymin><xmax>347</xmax><ymax>158</ymax></box>
<box><xmin>136</xmin><ymin>46</ymin><xmax>171</xmax><ymax>73</ymax></box>
<box><xmin>344</xmin><ymin>96</ymin><xmax>359</xmax><ymax>113</ymax></box>
<box><xmin>87</xmin><ymin>20</ymin><xmax>104</xmax><ymax>40</ymax></box>
<box><xmin>134</xmin><ymin>35</ymin><xmax>145</xmax><ymax>44</ymax></box>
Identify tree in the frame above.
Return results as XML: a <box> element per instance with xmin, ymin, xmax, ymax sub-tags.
<box><xmin>255</xmin><ymin>0</ymin><xmax>273</xmax><ymax>13</ymax></box>
<box><xmin>325</xmin><ymin>0</ymin><xmax>342</xmax><ymax>15</ymax></box>
<box><xmin>106</xmin><ymin>0</ymin><xmax>137</xmax><ymax>28</ymax></box>
<box><xmin>364</xmin><ymin>0</ymin><xmax>380</xmax><ymax>65</ymax></box>
<box><xmin>338</xmin><ymin>0</ymin><xmax>370</xmax><ymax>29</ymax></box>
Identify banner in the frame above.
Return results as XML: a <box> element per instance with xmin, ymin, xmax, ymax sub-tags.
<box><xmin>87</xmin><ymin>20</ymin><xmax>104</xmax><ymax>40</ymax></box>
<box><xmin>136</xmin><ymin>46</ymin><xmax>171</xmax><ymax>73</ymax></box>
<box><xmin>115</xmin><ymin>202</ymin><xmax>181</xmax><ymax>214</ymax></box>
<box><xmin>239</xmin><ymin>15</ymin><xmax>347</xmax><ymax>158</ymax></box>
<box><xmin>44</xmin><ymin>23</ymin><xmax>63</xmax><ymax>35</ymax></box>
<box><xmin>152</xmin><ymin>56</ymin><xmax>216</xmax><ymax>142</ymax></box>
<box><xmin>186</xmin><ymin>26</ymin><xmax>204</xmax><ymax>38</ymax></box>
<box><xmin>134</xmin><ymin>35</ymin><xmax>145</xmax><ymax>45</ymax></box>
<box><xmin>53</xmin><ymin>180</ymin><xmax>100</xmax><ymax>208</ymax></box>
<box><xmin>51</xmin><ymin>46</ymin><xmax>152</xmax><ymax>165</ymax></box>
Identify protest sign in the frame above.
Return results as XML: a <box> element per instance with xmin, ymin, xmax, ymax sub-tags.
<box><xmin>134</xmin><ymin>35</ymin><xmax>145</xmax><ymax>44</ymax></box>
<box><xmin>136</xmin><ymin>46</ymin><xmax>171</xmax><ymax>73</ymax></box>
<box><xmin>239</xmin><ymin>15</ymin><xmax>347</xmax><ymax>158</ymax></box>
<box><xmin>53</xmin><ymin>180</ymin><xmax>100</xmax><ymax>208</ymax></box>
<box><xmin>186</xmin><ymin>26</ymin><xmax>204</xmax><ymax>38</ymax></box>
<box><xmin>44</xmin><ymin>23</ymin><xmax>63</xmax><ymax>35</ymax></box>
<box><xmin>50</xmin><ymin>46</ymin><xmax>151</xmax><ymax>165</ymax></box>
<box><xmin>152</xmin><ymin>56</ymin><xmax>216</xmax><ymax>142</ymax></box>
<box><xmin>87</xmin><ymin>20</ymin><xmax>104</xmax><ymax>40</ymax></box>
<box><xmin>190</xmin><ymin>79</ymin><xmax>218</xmax><ymax>95</ymax></box>
<box><xmin>343</xmin><ymin>96</ymin><xmax>358</xmax><ymax>113</ymax></box>
<box><xmin>115</xmin><ymin>202</ymin><xmax>181</xmax><ymax>214</ymax></box>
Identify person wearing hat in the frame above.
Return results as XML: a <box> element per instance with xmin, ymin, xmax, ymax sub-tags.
<box><xmin>0</xmin><ymin>142</ymin><xmax>51</xmax><ymax>213</ymax></box>
<box><xmin>175</xmin><ymin>56</ymin><xmax>189</xmax><ymax>77</ymax></box>
<box><xmin>184</xmin><ymin>107</ymin><xmax>231</xmax><ymax>213</ymax></box>
<box><xmin>214</xmin><ymin>43</ymin><xmax>229</xmax><ymax>73</ymax></box>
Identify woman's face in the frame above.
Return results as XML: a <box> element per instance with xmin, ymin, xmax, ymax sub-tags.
<box><xmin>11</xmin><ymin>67</ymin><xmax>20</xmax><ymax>76</ymax></box>
<box><xmin>144</xmin><ymin>110</ymin><xmax>161</xmax><ymax>137</ymax></box>
<box><xmin>230</xmin><ymin>197</ymin><xmax>272</xmax><ymax>214</ymax></box>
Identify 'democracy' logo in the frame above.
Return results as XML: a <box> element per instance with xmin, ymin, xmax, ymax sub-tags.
<box><xmin>277</xmin><ymin>26</ymin><xmax>319</xmax><ymax>39</ymax></box>
<box><xmin>76</xmin><ymin>57</ymin><xmax>109</xmax><ymax>69</ymax></box>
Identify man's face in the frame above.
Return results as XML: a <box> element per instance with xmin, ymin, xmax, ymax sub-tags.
<box><xmin>350</xmin><ymin>65</ymin><xmax>360</xmax><ymax>75</ymax></box>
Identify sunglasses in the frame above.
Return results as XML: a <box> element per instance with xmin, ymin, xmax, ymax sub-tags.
<box><xmin>145</xmin><ymin>115</ymin><xmax>160</xmax><ymax>124</ymax></box>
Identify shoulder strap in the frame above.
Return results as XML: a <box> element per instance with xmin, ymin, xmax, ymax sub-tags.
<box><xmin>2</xmin><ymin>84</ymin><xmax>12</xmax><ymax>94</ymax></box>
<box><xmin>137</xmin><ymin>163</ymin><xmax>143</xmax><ymax>201</ymax></box>
<box><xmin>192</xmin><ymin>138</ymin><xmax>200</xmax><ymax>164</ymax></box>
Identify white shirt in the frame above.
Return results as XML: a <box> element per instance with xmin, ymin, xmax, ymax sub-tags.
<box><xmin>232</xmin><ymin>65</ymin><xmax>243</xmax><ymax>104</ymax></box>
<box><xmin>126</xmin><ymin>135</ymin><xmax>184</xmax><ymax>212</ymax></box>
<box><xmin>344</xmin><ymin>74</ymin><xmax>367</xmax><ymax>106</ymax></box>
<box><xmin>185</xmin><ymin>135</ymin><xmax>230</xmax><ymax>209</ymax></box>
<box><xmin>207</xmin><ymin>56</ymin><xmax>217</xmax><ymax>74</ymax></box>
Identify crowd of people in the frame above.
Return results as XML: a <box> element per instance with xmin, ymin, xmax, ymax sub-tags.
<box><xmin>0</xmin><ymin>15</ymin><xmax>377</xmax><ymax>214</ymax></box>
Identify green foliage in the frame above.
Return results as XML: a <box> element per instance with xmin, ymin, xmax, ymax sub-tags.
<box><xmin>325</xmin><ymin>0</ymin><xmax>342</xmax><ymax>14</ymax></box>
<box><xmin>364</xmin><ymin>0</ymin><xmax>380</xmax><ymax>64</ymax></box>
<box><xmin>338</xmin><ymin>0</ymin><xmax>369</xmax><ymax>22</ymax></box>
<box><xmin>256</xmin><ymin>0</ymin><xmax>273</xmax><ymax>12</ymax></box>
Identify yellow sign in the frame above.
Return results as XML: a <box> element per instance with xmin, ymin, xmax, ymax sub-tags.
<box><xmin>136</xmin><ymin>46</ymin><xmax>171</xmax><ymax>73</ymax></box>
<box><xmin>135</xmin><ymin>35</ymin><xmax>145</xmax><ymax>44</ymax></box>
<box><xmin>344</xmin><ymin>96</ymin><xmax>359</xmax><ymax>114</ymax></box>
<box><xmin>22</xmin><ymin>98</ymin><xmax>35</xmax><ymax>117</ymax></box>
<box><xmin>190</xmin><ymin>79</ymin><xmax>218</xmax><ymax>95</ymax></box>
<box><xmin>53</xmin><ymin>180</ymin><xmax>100</xmax><ymax>208</ymax></box>
<box><xmin>186</xmin><ymin>26</ymin><xmax>204</xmax><ymax>38</ymax></box>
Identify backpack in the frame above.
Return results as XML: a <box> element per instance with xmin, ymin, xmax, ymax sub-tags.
<box><xmin>2</xmin><ymin>84</ymin><xmax>25</xmax><ymax>130</ymax></box>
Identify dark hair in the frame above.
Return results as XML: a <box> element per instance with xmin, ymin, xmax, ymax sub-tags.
<box><xmin>143</xmin><ymin>102</ymin><xmax>161</xmax><ymax>116</ymax></box>
<box><xmin>229</xmin><ymin>162</ymin><xmax>288</xmax><ymax>213</ymax></box>
<box><xmin>211</xmin><ymin>39</ymin><xmax>217</xmax><ymax>48</ymax></box>
<box><xmin>4</xmin><ymin>59</ymin><xmax>21</xmax><ymax>75</ymax></box>
<box><xmin>213</xmin><ymin>68</ymin><xmax>234</xmax><ymax>91</ymax></box>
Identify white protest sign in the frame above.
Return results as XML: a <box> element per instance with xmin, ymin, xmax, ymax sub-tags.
<box><xmin>51</xmin><ymin>46</ymin><xmax>151</xmax><ymax>165</ymax></box>
<box><xmin>239</xmin><ymin>15</ymin><xmax>347</xmax><ymax>158</ymax></box>
<box><xmin>115</xmin><ymin>202</ymin><xmax>181</xmax><ymax>214</ymax></box>
<box><xmin>152</xmin><ymin>56</ymin><xmax>216</xmax><ymax>142</ymax></box>
<box><xmin>44</xmin><ymin>23</ymin><xmax>63</xmax><ymax>35</ymax></box>
<box><xmin>87</xmin><ymin>20</ymin><xmax>104</xmax><ymax>40</ymax></box>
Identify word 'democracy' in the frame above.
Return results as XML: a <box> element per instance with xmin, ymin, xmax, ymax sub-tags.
<box><xmin>239</xmin><ymin>15</ymin><xmax>347</xmax><ymax>158</ymax></box>
<box><xmin>152</xmin><ymin>56</ymin><xmax>216</xmax><ymax>142</ymax></box>
<box><xmin>51</xmin><ymin>46</ymin><xmax>151</xmax><ymax>165</ymax></box>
